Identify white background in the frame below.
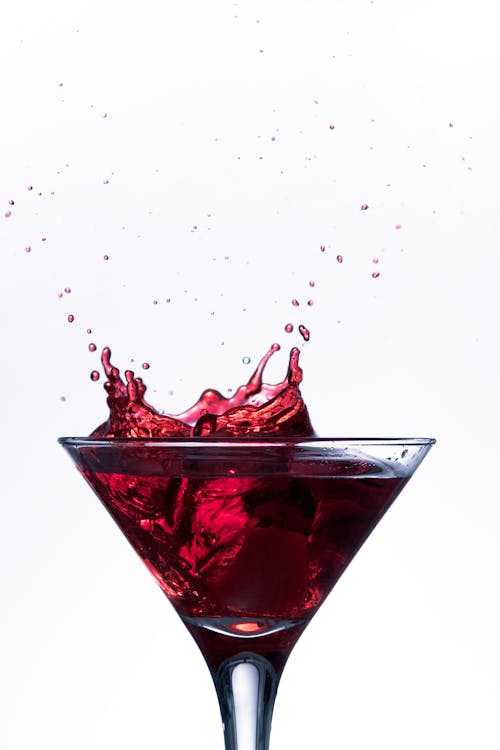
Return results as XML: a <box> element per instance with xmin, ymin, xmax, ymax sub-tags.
<box><xmin>1</xmin><ymin>1</ymin><xmax>499</xmax><ymax>748</ymax></box>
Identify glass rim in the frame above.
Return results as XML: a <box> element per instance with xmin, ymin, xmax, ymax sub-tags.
<box><xmin>59</xmin><ymin>436</ymin><xmax>436</xmax><ymax>448</ymax></box>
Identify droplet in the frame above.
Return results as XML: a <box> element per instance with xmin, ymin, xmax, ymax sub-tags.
<box><xmin>90</xmin><ymin>370</ymin><xmax>100</xmax><ymax>381</ymax></box>
<box><xmin>86</xmin><ymin>328</ymin><xmax>92</xmax><ymax>334</ymax></box>
<box><xmin>395</xmin><ymin>224</ymin><xmax>402</xmax><ymax>230</ymax></box>
<box><xmin>27</xmin><ymin>185</ymin><xmax>33</xmax><ymax>191</ymax></box>
<box><xmin>307</xmin><ymin>300</ymin><xmax>314</xmax><ymax>306</ymax></box>
<box><xmin>329</xmin><ymin>124</ymin><xmax>335</xmax><ymax>130</ymax></box>
<box><xmin>298</xmin><ymin>324</ymin><xmax>310</xmax><ymax>341</ymax></box>
<box><xmin>242</xmin><ymin>356</ymin><xmax>251</xmax><ymax>365</ymax></box>
<box><xmin>372</xmin><ymin>258</ymin><xmax>379</xmax><ymax>264</ymax></box>
<box><xmin>103</xmin><ymin>254</ymin><xmax>109</xmax><ymax>260</ymax></box>
<box><xmin>89</xmin><ymin>343</ymin><xmax>96</xmax><ymax>352</ymax></box>
<box><xmin>292</xmin><ymin>299</ymin><xmax>300</xmax><ymax>307</ymax></box>
<box><xmin>58</xmin><ymin>82</ymin><xmax>63</xmax><ymax>87</ymax></box>
<box><xmin>309</xmin><ymin>280</ymin><xmax>315</xmax><ymax>287</ymax></box>
<box><xmin>285</xmin><ymin>323</ymin><xmax>293</xmax><ymax>333</ymax></box>
<box><xmin>142</xmin><ymin>362</ymin><xmax>150</xmax><ymax>370</ymax></box>
<box><xmin>41</xmin><ymin>237</ymin><xmax>46</xmax><ymax>241</ymax></box>
<box><xmin>336</xmin><ymin>254</ymin><xmax>343</xmax><ymax>263</ymax></box>
<box><xmin>8</xmin><ymin>199</ymin><xmax>14</xmax><ymax>205</ymax></box>
<box><xmin>320</xmin><ymin>244</ymin><xmax>326</xmax><ymax>252</ymax></box>
<box><xmin>361</xmin><ymin>204</ymin><xmax>369</xmax><ymax>211</ymax></box>
<box><xmin>153</xmin><ymin>299</ymin><xmax>158</xmax><ymax>305</ymax></box>
<box><xmin>67</xmin><ymin>314</ymin><xmax>74</xmax><ymax>323</ymax></box>
<box><xmin>60</xmin><ymin>396</ymin><xmax>66</xmax><ymax>402</ymax></box>
<box><xmin>166</xmin><ymin>297</ymin><xmax>171</xmax><ymax>303</ymax></box>
<box><xmin>372</xmin><ymin>271</ymin><xmax>380</xmax><ymax>278</ymax></box>
<box><xmin>57</xmin><ymin>292</ymin><xmax>63</xmax><ymax>298</ymax></box>
<box><xmin>103</xmin><ymin>180</ymin><xmax>109</xmax><ymax>185</ymax></box>
<box><xmin>64</xmin><ymin>286</ymin><xmax>71</xmax><ymax>293</ymax></box>
<box><xmin>101</xmin><ymin>112</ymin><xmax>108</xmax><ymax>119</ymax></box>
<box><xmin>401</xmin><ymin>449</ymin><xmax>408</xmax><ymax>458</ymax></box>
<box><xmin>5</xmin><ymin>211</ymin><xmax>11</xmax><ymax>218</ymax></box>
<box><xmin>25</xmin><ymin>246</ymin><xmax>31</xmax><ymax>253</ymax></box>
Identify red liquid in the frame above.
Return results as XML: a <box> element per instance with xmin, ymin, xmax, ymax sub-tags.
<box><xmin>69</xmin><ymin>443</ymin><xmax>407</xmax><ymax>674</ymax></box>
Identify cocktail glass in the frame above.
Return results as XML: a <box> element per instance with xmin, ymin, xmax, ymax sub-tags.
<box><xmin>59</xmin><ymin>436</ymin><xmax>434</xmax><ymax>750</ymax></box>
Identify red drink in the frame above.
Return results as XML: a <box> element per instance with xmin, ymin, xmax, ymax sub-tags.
<box><xmin>66</xmin><ymin>440</ymin><xmax>408</xmax><ymax>674</ymax></box>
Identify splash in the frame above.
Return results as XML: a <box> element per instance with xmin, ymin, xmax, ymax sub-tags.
<box><xmin>91</xmin><ymin>344</ymin><xmax>314</xmax><ymax>438</ymax></box>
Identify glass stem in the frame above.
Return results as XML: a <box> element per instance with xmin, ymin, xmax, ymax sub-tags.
<box><xmin>214</xmin><ymin>653</ymin><xmax>280</xmax><ymax>750</ymax></box>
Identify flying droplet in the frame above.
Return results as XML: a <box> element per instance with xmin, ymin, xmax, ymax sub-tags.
<box><xmin>142</xmin><ymin>362</ymin><xmax>150</xmax><ymax>370</ymax></box>
<box><xmin>336</xmin><ymin>254</ymin><xmax>343</xmax><ymax>263</ymax></box>
<box><xmin>90</xmin><ymin>370</ymin><xmax>100</xmax><ymax>381</ymax></box>
<box><xmin>372</xmin><ymin>258</ymin><xmax>379</xmax><ymax>264</ymax></box>
<box><xmin>153</xmin><ymin>299</ymin><xmax>158</xmax><ymax>305</ymax></box>
<box><xmin>103</xmin><ymin>254</ymin><xmax>109</xmax><ymax>260</ymax></box>
<box><xmin>292</xmin><ymin>299</ymin><xmax>300</xmax><ymax>307</ymax></box>
<box><xmin>86</xmin><ymin>328</ymin><xmax>92</xmax><ymax>334</ymax></box>
<box><xmin>372</xmin><ymin>271</ymin><xmax>380</xmax><ymax>278</ymax></box>
<box><xmin>242</xmin><ymin>356</ymin><xmax>251</xmax><ymax>365</ymax></box>
<box><xmin>64</xmin><ymin>286</ymin><xmax>71</xmax><ymax>293</ymax></box>
<box><xmin>320</xmin><ymin>244</ymin><xmax>326</xmax><ymax>252</ymax></box>
<box><xmin>395</xmin><ymin>224</ymin><xmax>402</xmax><ymax>230</ymax></box>
<box><xmin>27</xmin><ymin>185</ymin><xmax>33</xmax><ymax>191</ymax></box>
<box><xmin>329</xmin><ymin>124</ymin><xmax>335</xmax><ymax>130</ymax></box>
<box><xmin>8</xmin><ymin>199</ymin><xmax>14</xmax><ymax>205</ymax></box>
<box><xmin>5</xmin><ymin>211</ymin><xmax>11</xmax><ymax>218</ymax></box>
<box><xmin>67</xmin><ymin>314</ymin><xmax>74</xmax><ymax>323</ymax></box>
<box><xmin>60</xmin><ymin>396</ymin><xmax>66</xmax><ymax>402</ymax></box>
<box><xmin>309</xmin><ymin>280</ymin><xmax>315</xmax><ymax>287</ymax></box>
<box><xmin>25</xmin><ymin>246</ymin><xmax>31</xmax><ymax>253</ymax></box>
<box><xmin>298</xmin><ymin>324</ymin><xmax>310</xmax><ymax>341</ymax></box>
<box><xmin>89</xmin><ymin>343</ymin><xmax>96</xmax><ymax>352</ymax></box>
<box><xmin>307</xmin><ymin>300</ymin><xmax>314</xmax><ymax>306</ymax></box>
<box><xmin>285</xmin><ymin>323</ymin><xmax>293</xmax><ymax>333</ymax></box>
<box><xmin>361</xmin><ymin>204</ymin><xmax>369</xmax><ymax>211</ymax></box>
<box><xmin>57</xmin><ymin>292</ymin><xmax>63</xmax><ymax>298</ymax></box>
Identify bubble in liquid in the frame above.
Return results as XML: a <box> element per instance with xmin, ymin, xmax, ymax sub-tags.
<box><xmin>89</xmin><ymin>343</ymin><xmax>96</xmax><ymax>352</ymax></box>
<box><xmin>292</xmin><ymin>299</ymin><xmax>300</xmax><ymax>307</ymax></box>
<box><xmin>372</xmin><ymin>271</ymin><xmax>380</xmax><ymax>279</ymax></box>
<box><xmin>242</xmin><ymin>356</ymin><xmax>251</xmax><ymax>365</ymax></box>
<box><xmin>90</xmin><ymin>370</ymin><xmax>100</xmax><ymax>381</ymax></box>
<box><xmin>285</xmin><ymin>323</ymin><xmax>293</xmax><ymax>333</ymax></box>
<box><xmin>361</xmin><ymin>204</ymin><xmax>369</xmax><ymax>211</ymax></box>
<box><xmin>336</xmin><ymin>254</ymin><xmax>343</xmax><ymax>263</ymax></box>
<box><xmin>298</xmin><ymin>324</ymin><xmax>310</xmax><ymax>342</ymax></box>
<box><xmin>142</xmin><ymin>362</ymin><xmax>150</xmax><ymax>370</ymax></box>
<box><xmin>67</xmin><ymin>314</ymin><xmax>74</xmax><ymax>323</ymax></box>
<box><xmin>64</xmin><ymin>286</ymin><xmax>71</xmax><ymax>293</ymax></box>
<box><xmin>25</xmin><ymin>246</ymin><xmax>31</xmax><ymax>253</ymax></box>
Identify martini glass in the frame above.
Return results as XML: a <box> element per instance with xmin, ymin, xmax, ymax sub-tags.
<box><xmin>59</xmin><ymin>436</ymin><xmax>434</xmax><ymax>750</ymax></box>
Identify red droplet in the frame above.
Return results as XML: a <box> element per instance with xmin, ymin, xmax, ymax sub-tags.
<box><xmin>372</xmin><ymin>271</ymin><xmax>380</xmax><ymax>278</ymax></box>
<box><xmin>361</xmin><ymin>204</ymin><xmax>369</xmax><ymax>211</ymax></box>
<box><xmin>292</xmin><ymin>299</ymin><xmax>299</xmax><ymax>307</ymax></box>
<box><xmin>395</xmin><ymin>224</ymin><xmax>402</xmax><ymax>230</ymax></box>
<box><xmin>60</xmin><ymin>395</ymin><xmax>66</xmax><ymax>402</ymax></box>
<box><xmin>103</xmin><ymin>254</ymin><xmax>109</xmax><ymax>260</ymax></box>
<box><xmin>336</xmin><ymin>254</ymin><xmax>343</xmax><ymax>263</ymax></box>
<box><xmin>372</xmin><ymin>257</ymin><xmax>379</xmax><ymax>264</ymax></box>
<box><xmin>308</xmin><ymin>280</ymin><xmax>315</xmax><ymax>287</ymax></box>
<box><xmin>25</xmin><ymin>246</ymin><xmax>31</xmax><ymax>253</ymax></box>
<box><xmin>90</xmin><ymin>370</ymin><xmax>100</xmax><ymax>381</ymax></box>
<box><xmin>5</xmin><ymin>211</ymin><xmax>11</xmax><ymax>218</ymax></box>
<box><xmin>307</xmin><ymin>300</ymin><xmax>314</xmax><ymax>306</ymax></box>
<box><xmin>89</xmin><ymin>343</ymin><xmax>97</xmax><ymax>352</ymax></box>
<box><xmin>142</xmin><ymin>362</ymin><xmax>150</xmax><ymax>370</ymax></box>
<box><xmin>320</xmin><ymin>244</ymin><xmax>326</xmax><ymax>252</ymax></box>
<box><xmin>67</xmin><ymin>314</ymin><xmax>74</xmax><ymax>323</ymax></box>
<box><xmin>285</xmin><ymin>323</ymin><xmax>293</xmax><ymax>333</ymax></box>
<box><xmin>64</xmin><ymin>286</ymin><xmax>71</xmax><ymax>293</ymax></box>
<box><xmin>298</xmin><ymin>324</ymin><xmax>310</xmax><ymax>341</ymax></box>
